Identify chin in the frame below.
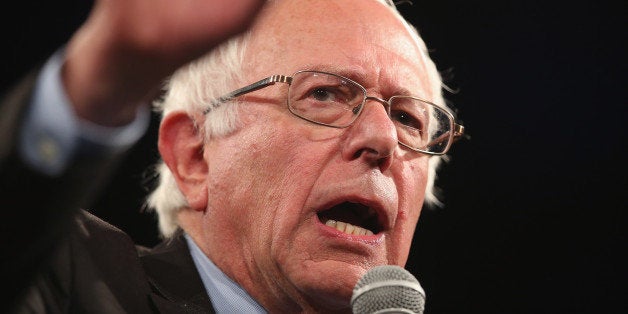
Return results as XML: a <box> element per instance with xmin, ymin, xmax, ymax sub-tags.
<box><xmin>288</xmin><ymin>260</ymin><xmax>368</xmax><ymax>312</ymax></box>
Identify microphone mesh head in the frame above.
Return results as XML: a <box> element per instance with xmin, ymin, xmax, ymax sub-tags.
<box><xmin>351</xmin><ymin>265</ymin><xmax>425</xmax><ymax>314</ymax></box>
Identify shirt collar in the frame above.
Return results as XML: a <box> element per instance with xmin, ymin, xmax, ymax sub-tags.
<box><xmin>184</xmin><ymin>233</ymin><xmax>267</xmax><ymax>314</ymax></box>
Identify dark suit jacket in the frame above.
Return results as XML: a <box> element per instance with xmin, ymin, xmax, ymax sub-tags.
<box><xmin>16</xmin><ymin>211</ymin><xmax>216</xmax><ymax>314</ymax></box>
<box><xmin>0</xmin><ymin>69</ymin><xmax>215</xmax><ymax>313</ymax></box>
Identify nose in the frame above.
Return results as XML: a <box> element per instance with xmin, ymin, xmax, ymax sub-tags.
<box><xmin>341</xmin><ymin>97</ymin><xmax>398</xmax><ymax>170</ymax></box>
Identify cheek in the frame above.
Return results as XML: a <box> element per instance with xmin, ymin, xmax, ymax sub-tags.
<box><xmin>388</xmin><ymin>156</ymin><xmax>429</xmax><ymax>264</ymax></box>
<box><xmin>204</xmin><ymin>122</ymin><xmax>315</xmax><ymax>272</ymax></box>
<box><xmin>242</xmin><ymin>106</ymin><xmax>341</xmax><ymax>191</ymax></box>
<box><xmin>229</xmin><ymin>118</ymin><xmax>332</xmax><ymax>232</ymax></box>
<box><xmin>398</xmin><ymin>156</ymin><xmax>429</xmax><ymax>215</ymax></box>
<box><xmin>246</xmin><ymin>127</ymin><xmax>316</xmax><ymax>197</ymax></box>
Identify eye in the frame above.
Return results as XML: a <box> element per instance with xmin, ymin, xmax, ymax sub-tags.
<box><xmin>391</xmin><ymin>109</ymin><xmax>424</xmax><ymax>133</ymax></box>
<box><xmin>309</xmin><ymin>87</ymin><xmax>337</xmax><ymax>102</ymax></box>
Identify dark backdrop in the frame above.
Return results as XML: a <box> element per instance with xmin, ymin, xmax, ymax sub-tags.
<box><xmin>2</xmin><ymin>1</ymin><xmax>625</xmax><ymax>313</ymax></box>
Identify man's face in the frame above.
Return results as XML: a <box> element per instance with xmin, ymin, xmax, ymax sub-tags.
<box><xmin>200</xmin><ymin>0</ymin><xmax>433</xmax><ymax>311</ymax></box>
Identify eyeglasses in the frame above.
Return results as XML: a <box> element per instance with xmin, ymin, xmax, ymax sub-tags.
<box><xmin>204</xmin><ymin>70</ymin><xmax>464</xmax><ymax>155</ymax></box>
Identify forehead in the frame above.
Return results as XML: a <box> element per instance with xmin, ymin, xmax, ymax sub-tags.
<box><xmin>245</xmin><ymin>0</ymin><xmax>431</xmax><ymax>97</ymax></box>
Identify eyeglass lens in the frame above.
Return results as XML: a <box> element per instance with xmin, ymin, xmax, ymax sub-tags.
<box><xmin>287</xmin><ymin>71</ymin><xmax>454</xmax><ymax>154</ymax></box>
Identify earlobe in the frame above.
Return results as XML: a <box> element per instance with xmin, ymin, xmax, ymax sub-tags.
<box><xmin>158</xmin><ymin>111</ymin><xmax>208</xmax><ymax>211</ymax></box>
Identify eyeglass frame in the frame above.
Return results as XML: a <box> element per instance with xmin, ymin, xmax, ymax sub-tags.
<box><xmin>203</xmin><ymin>70</ymin><xmax>465</xmax><ymax>155</ymax></box>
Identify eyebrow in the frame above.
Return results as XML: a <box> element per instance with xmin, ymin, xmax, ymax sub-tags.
<box><xmin>295</xmin><ymin>64</ymin><xmax>420</xmax><ymax>98</ymax></box>
<box><xmin>300</xmin><ymin>64</ymin><xmax>369</xmax><ymax>83</ymax></box>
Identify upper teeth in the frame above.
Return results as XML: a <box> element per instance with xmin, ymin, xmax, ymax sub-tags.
<box><xmin>325</xmin><ymin>219</ymin><xmax>374</xmax><ymax>236</ymax></box>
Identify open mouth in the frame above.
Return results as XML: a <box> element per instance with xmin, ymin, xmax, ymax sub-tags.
<box><xmin>317</xmin><ymin>202</ymin><xmax>382</xmax><ymax>236</ymax></box>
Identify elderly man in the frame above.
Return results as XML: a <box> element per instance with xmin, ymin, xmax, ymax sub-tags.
<box><xmin>2</xmin><ymin>0</ymin><xmax>463</xmax><ymax>312</ymax></box>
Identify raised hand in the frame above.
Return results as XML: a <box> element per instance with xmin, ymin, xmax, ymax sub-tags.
<box><xmin>62</xmin><ymin>0</ymin><xmax>265</xmax><ymax>126</ymax></box>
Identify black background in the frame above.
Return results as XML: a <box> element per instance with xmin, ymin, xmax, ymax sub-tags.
<box><xmin>2</xmin><ymin>1</ymin><xmax>625</xmax><ymax>313</ymax></box>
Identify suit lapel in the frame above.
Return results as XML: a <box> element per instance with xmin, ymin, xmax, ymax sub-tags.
<box><xmin>140</xmin><ymin>230</ymin><xmax>215</xmax><ymax>313</ymax></box>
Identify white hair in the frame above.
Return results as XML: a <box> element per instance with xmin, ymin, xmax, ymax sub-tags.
<box><xmin>146</xmin><ymin>35</ymin><xmax>250</xmax><ymax>237</ymax></box>
<box><xmin>146</xmin><ymin>0</ymin><xmax>450</xmax><ymax>238</ymax></box>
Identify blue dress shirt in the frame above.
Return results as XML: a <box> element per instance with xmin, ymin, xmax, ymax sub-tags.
<box><xmin>185</xmin><ymin>234</ymin><xmax>267</xmax><ymax>314</ymax></box>
<box><xmin>19</xmin><ymin>49</ymin><xmax>150</xmax><ymax>176</ymax></box>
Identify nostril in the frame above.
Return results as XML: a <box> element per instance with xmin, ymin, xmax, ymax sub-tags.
<box><xmin>353</xmin><ymin>147</ymin><xmax>379</xmax><ymax>160</ymax></box>
<box><xmin>352</xmin><ymin>146</ymin><xmax>393</xmax><ymax>170</ymax></box>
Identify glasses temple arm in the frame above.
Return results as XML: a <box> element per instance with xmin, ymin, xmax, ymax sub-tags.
<box><xmin>422</xmin><ymin>123</ymin><xmax>465</xmax><ymax>151</ymax></box>
<box><xmin>452</xmin><ymin>124</ymin><xmax>465</xmax><ymax>142</ymax></box>
<box><xmin>203</xmin><ymin>75</ymin><xmax>292</xmax><ymax>114</ymax></box>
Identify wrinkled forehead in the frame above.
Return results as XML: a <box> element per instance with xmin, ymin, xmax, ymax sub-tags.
<box><xmin>244</xmin><ymin>0</ymin><xmax>432</xmax><ymax>96</ymax></box>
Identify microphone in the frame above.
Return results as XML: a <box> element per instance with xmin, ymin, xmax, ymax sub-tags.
<box><xmin>351</xmin><ymin>265</ymin><xmax>425</xmax><ymax>314</ymax></box>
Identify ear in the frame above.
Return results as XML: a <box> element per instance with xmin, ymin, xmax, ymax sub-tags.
<box><xmin>158</xmin><ymin>111</ymin><xmax>208</xmax><ymax>211</ymax></box>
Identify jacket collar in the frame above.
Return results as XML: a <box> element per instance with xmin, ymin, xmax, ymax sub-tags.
<box><xmin>140</xmin><ymin>229</ymin><xmax>215</xmax><ymax>313</ymax></box>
